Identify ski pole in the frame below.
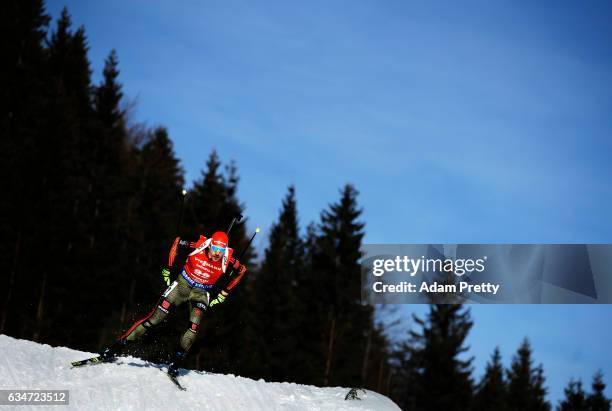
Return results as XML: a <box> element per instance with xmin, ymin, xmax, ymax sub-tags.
<box><xmin>209</xmin><ymin>227</ymin><xmax>261</xmax><ymax>305</ymax></box>
<box><xmin>225</xmin><ymin>227</ymin><xmax>260</xmax><ymax>278</ymax></box>
<box><xmin>236</xmin><ymin>227</ymin><xmax>260</xmax><ymax>261</ymax></box>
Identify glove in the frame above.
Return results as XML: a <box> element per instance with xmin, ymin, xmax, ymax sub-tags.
<box><xmin>209</xmin><ymin>293</ymin><xmax>226</xmax><ymax>307</ymax></box>
<box><xmin>162</xmin><ymin>267</ymin><xmax>171</xmax><ymax>286</ymax></box>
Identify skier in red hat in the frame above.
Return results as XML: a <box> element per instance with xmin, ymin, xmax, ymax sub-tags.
<box><xmin>99</xmin><ymin>230</ymin><xmax>248</xmax><ymax>377</ymax></box>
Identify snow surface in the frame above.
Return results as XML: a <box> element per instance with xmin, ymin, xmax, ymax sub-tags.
<box><xmin>0</xmin><ymin>335</ymin><xmax>400</xmax><ymax>411</ymax></box>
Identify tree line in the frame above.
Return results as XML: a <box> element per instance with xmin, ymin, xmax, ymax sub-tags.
<box><xmin>390</xmin><ymin>305</ymin><xmax>610</xmax><ymax>410</ymax></box>
<box><xmin>2</xmin><ymin>2</ymin><xmax>610</xmax><ymax>409</ymax></box>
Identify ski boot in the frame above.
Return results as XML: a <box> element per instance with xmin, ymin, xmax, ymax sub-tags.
<box><xmin>99</xmin><ymin>339</ymin><xmax>129</xmax><ymax>362</ymax></box>
<box><xmin>167</xmin><ymin>349</ymin><xmax>187</xmax><ymax>378</ymax></box>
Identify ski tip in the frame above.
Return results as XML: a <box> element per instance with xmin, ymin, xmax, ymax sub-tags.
<box><xmin>70</xmin><ymin>356</ymin><xmax>115</xmax><ymax>368</ymax></box>
<box><xmin>255</xmin><ymin>227</ymin><xmax>261</xmax><ymax>233</ymax></box>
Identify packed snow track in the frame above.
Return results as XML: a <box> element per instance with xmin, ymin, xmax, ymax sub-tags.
<box><xmin>0</xmin><ymin>335</ymin><xmax>399</xmax><ymax>410</ymax></box>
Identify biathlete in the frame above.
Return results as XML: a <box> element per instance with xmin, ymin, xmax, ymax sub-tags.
<box><xmin>99</xmin><ymin>230</ymin><xmax>247</xmax><ymax>377</ymax></box>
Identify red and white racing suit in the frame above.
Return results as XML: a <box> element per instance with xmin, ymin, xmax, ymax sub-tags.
<box><xmin>169</xmin><ymin>235</ymin><xmax>245</xmax><ymax>292</ymax></box>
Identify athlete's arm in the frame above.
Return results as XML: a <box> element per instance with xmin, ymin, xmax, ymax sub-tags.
<box><xmin>226</xmin><ymin>257</ymin><xmax>247</xmax><ymax>290</ymax></box>
<box><xmin>168</xmin><ymin>236</ymin><xmax>197</xmax><ymax>267</ymax></box>
<box><xmin>209</xmin><ymin>257</ymin><xmax>247</xmax><ymax>307</ymax></box>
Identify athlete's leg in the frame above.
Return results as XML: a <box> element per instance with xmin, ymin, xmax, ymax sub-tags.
<box><xmin>179</xmin><ymin>299</ymin><xmax>208</xmax><ymax>352</ymax></box>
<box><xmin>121</xmin><ymin>276</ymin><xmax>192</xmax><ymax>342</ymax></box>
<box><xmin>168</xmin><ymin>288</ymin><xmax>210</xmax><ymax>376</ymax></box>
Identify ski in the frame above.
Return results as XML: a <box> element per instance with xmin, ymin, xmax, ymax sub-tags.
<box><xmin>163</xmin><ymin>369</ymin><xmax>186</xmax><ymax>391</ymax></box>
<box><xmin>70</xmin><ymin>356</ymin><xmax>114</xmax><ymax>368</ymax></box>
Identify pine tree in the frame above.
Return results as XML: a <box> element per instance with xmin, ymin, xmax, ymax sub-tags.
<box><xmin>222</xmin><ymin>160</ymin><xmax>253</xmax><ymax>263</ymax></box>
<box><xmin>251</xmin><ymin>186</ymin><xmax>305</xmax><ymax>381</ymax></box>
<box><xmin>390</xmin><ymin>339</ymin><xmax>418</xmax><ymax>411</ymax></box>
<box><xmin>28</xmin><ymin>7</ymin><xmax>99</xmax><ymax>346</ymax></box>
<box><xmin>587</xmin><ymin>371</ymin><xmax>611</xmax><ymax>411</ymax></box>
<box><xmin>94</xmin><ymin>49</ymin><xmax>123</xmax><ymax>134</ymax></box>
<box><xmin>316</xmin><ymin>184</ymin><xmax>364</xmax><ymax>312</ymax></box>
<box><xmin>1</xmin><ymin>0</ymin><xmax>50</xmax><ymax>143</ymax></box>
<box><xmin>188</xmin><ymin>150</ymin><xmax>226</xmax><ymax>234</ymax></box>
<box><xmin>506</xmin><ymin>339</ymin><xmax>551</xmax><ymax>411</ymax></box>
<box><xmin>123</xmin><ymin>127</ymin><xmax>184</xmax><ymax>318</ymax></box>
<box><xmin>90</xmin><ymin>50</ymin><xmax>128</xmax><ymax>256</ymax></box>
<box><xmin>48</xmin><ymin>8</ymin><xmax>92</xmax><ymax>115</ymax></box>
<box><xmin>308</xmin><ymin>184</ymin><xmax>371</xmax><ymax>386</ymax></box>
<box><xmin>558</xmin><ymin>379</ymin><xmax>588</xmax><ymax>411</ymax></box>
<box><xmin>400</xmin><ymin>304</ymin><xmax>473</xmax><ymax>411</ymax></box>
<box><xmin>187</xmin><ymin>155</ymin><xmax>252</xmax><ymax>262</ymax></box>
<box><xmin>136</xmin><ymin>127</ymin><xmax>185</xmax><ymax>260</ymax></box>
<box><xmin>88</xmin><ymin>50</ymin><xmax>130</xmax><ymax>323</ymax></box>
<box><xmin>474</xmin><ymin>347</ymin><xmax>507</xmax><ymax>411</ymax></box>
<box><xmin>0</xmin><ymin>0</ymin><xmax>50</xmax><ymax>335</ymax></box>
<box><xmin>291</xmin><ymin>221</ymin><xmax>326</xmax><ymax>384</ymax></box>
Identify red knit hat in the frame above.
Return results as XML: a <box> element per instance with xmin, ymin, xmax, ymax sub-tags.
<box><xmin>211</xmin><ymin>231</ymin><xmax>228</xmax><ymax>249</ymax></box>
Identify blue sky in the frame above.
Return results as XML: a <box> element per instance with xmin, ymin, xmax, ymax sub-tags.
<box><xmin>47</xmin><ymin>0</ymin><xmax>612</xmax><ymax>403</ymax></box>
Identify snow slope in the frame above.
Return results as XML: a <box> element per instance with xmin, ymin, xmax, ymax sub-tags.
<box><xmin>0</xmin><ymin>335</ymin><xmax>400</xmax><ymax>411</ymax></box>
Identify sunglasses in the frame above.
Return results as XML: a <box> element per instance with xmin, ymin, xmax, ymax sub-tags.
<box><xmin>211</xmin><ymin>245</ymin><xmax>226</xmax><ymax>253</ymax></box>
